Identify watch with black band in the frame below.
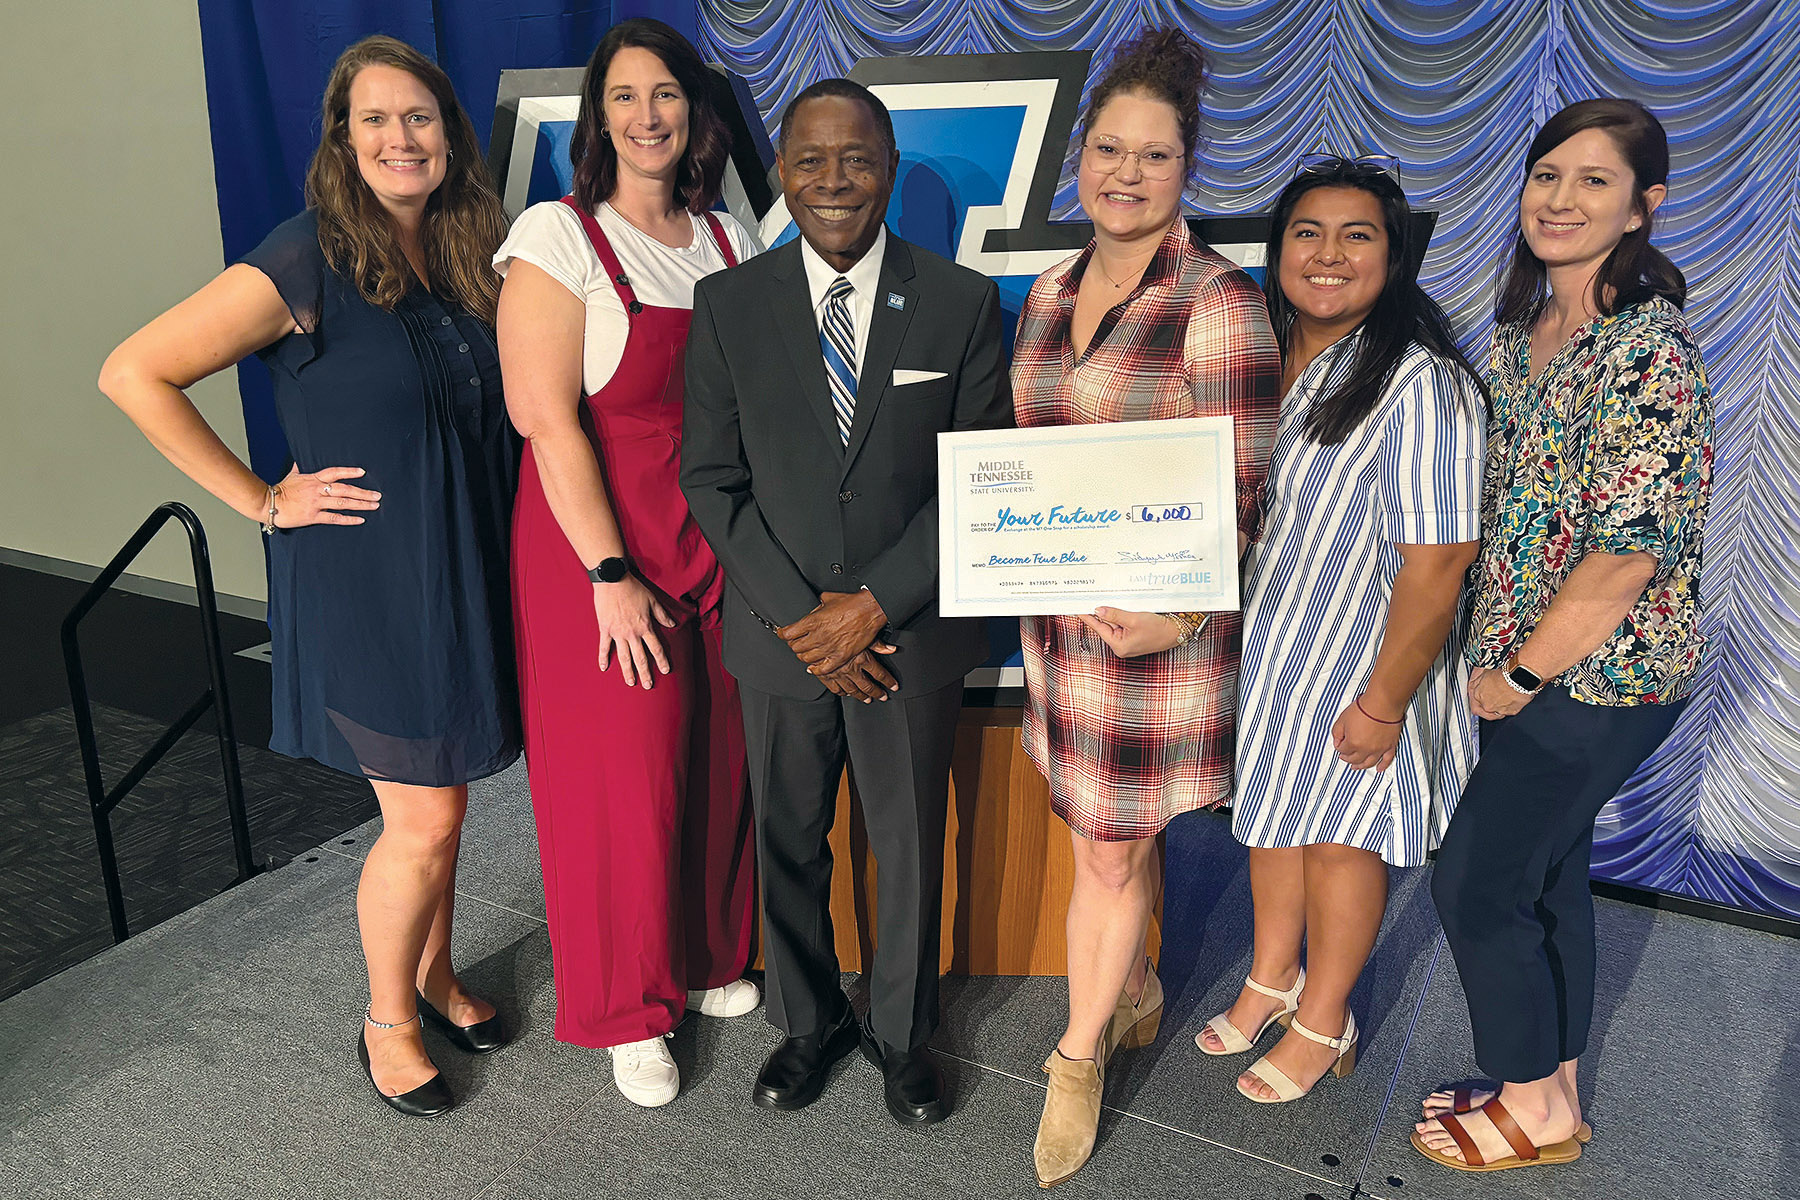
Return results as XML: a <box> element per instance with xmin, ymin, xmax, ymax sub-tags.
<box><xmin>1502</xmin><ymin>652</ymin><xmax>1545</xmax><ymax>696</ymax></box>
<box><xmin>586</xmin><ymin>556</ymin><xmax>630</xmax><ymax>584</ymax></box>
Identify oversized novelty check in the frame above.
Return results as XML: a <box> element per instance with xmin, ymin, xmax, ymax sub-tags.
<box><xmin>937</xmin><ymin>418</ymin><xmax>1239</xmax><ymax>617</ymax></box>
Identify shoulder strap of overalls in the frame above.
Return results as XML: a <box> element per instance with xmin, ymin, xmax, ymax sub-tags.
<box><xmin>558</xmin><ymin>195</ymin><xmax>641</xmax><ymax>315</ymax></box>
<box><xmin>700</xmin><ymin>210</ymin><xmax>738</xmax><ymax>268</ymax></box>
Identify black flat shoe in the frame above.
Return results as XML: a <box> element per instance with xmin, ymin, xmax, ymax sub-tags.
<box><xmin>358</xmin><ymin>1028</ymin><xmax>455</xmax><ymax>1118</ymax></box>
<box><xmin>417</xmin><ymin>991</ymin><xmax>507</xmax><ymax>1054</ymax></box>
<box><xmin>752</xmin><ymin>1010</ymin><xmax>861</xmax><ymax>1110</ymax></box>
<box><xmin>860</xmin><ymin>1027</ymin><xmax>948</xmax><ymax>1126</ymax></box>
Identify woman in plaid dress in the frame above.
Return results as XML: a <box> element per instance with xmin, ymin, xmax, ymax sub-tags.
<box><xmin>1020</xmin><ymin>29</ymin><xmax>1281</xmax><ymax>1188</ymax></box>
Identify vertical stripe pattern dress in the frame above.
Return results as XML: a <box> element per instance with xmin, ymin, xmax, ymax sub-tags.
<box><xmin>1233</xmin><ymin>336</ymin><xmax>1485</xmax><ymax>866</ymax></box>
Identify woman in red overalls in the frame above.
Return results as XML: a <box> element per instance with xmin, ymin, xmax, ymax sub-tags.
<box><xmin>494</xmin><ymin>18</ymin><xmax>761</xmax><ymax>1107</ymax></box>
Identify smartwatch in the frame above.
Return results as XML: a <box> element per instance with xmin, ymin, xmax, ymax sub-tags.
<box><xmin>1502</xmin><ymin>652</ymin><xmax>1545</xmax><ymax>696</ymax></box>
<box><xmin>587</xmin><ymin>556</ymin><xmax>630</xmax><ymax>584</ymax></box>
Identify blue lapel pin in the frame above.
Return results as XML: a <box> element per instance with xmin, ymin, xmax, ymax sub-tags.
<box><xmin>887</xmin><ymin>292</ymin><xmax>905</xmax><ymax>310</ymax></box>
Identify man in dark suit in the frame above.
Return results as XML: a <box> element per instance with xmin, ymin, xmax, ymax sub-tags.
<box><xmin>681</xmin><ymin>78</ymin><xmax>1010</xmax><ymax>1126</ymax></box>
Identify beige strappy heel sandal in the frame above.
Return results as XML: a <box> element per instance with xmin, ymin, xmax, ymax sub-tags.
<box><xmin>1196</xmin><ymin>968</ymin><xmax>1305</xmax><ymax>1056</ymax></box>
<box><xmin>1237</xmin><ymin>1010</ymin><xmax>1358</xmax><ymax>1103</ymax></box>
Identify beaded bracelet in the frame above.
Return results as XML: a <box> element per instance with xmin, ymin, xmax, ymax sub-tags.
<box><xmin>260</xmin><ymin>484</ymin><xmax>280</xmax><ymax>534</ymax></box>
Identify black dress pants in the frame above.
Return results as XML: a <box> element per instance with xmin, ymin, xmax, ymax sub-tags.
<box><xmin>1431</xmin><ymin>685</ymin><xmax>1684</xmax><ymax>1083</ymax></box>
<box><xmin>738</xmin><ymin>678</ymin><xmax>962</xmax><ymax>1053</ymax></box>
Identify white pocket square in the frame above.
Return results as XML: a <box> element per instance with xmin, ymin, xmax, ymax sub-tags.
<box><xmin>892</xmin><ymin>369</ymin><xmax>948</xmax><ymax>386</ymax></box>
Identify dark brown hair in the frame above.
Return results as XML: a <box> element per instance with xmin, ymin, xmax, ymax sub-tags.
<box><xmin>306</xmin><ymin>35</ymin><xmax>508</xmax><ymax>325</ymax></box>
<box><xmin>1076</xmin><ymin>27</ymin><xmax>1209</xmax><ymax>187</ymax></box>
<box><xmin>1495</xmin><ymin>98</ymin><xmax>1687</xmax><ymax>325</ymax></box>
<box><xmin>568</xmin><ymin>18</ymin><xmax>729</xmax><ymax>215</ymax></box>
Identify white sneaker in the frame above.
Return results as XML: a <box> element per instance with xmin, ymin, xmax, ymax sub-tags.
<box><xmin>685</xmin><ymin>977</ymin><xmax>762</xmax><ymax>1018</ymax></box>
<box><xmin>609</xmin><ymin>1034</ymin><xmax>678</xmax><ymax>1107</ymax></box>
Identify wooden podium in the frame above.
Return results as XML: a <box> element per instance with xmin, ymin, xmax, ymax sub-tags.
<box><xmin>756</xmin><ymin>706</ymin><xmax>1161</xmax><ymax>976</ymax></box>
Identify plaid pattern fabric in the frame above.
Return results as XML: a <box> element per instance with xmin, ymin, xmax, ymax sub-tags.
<box><xmin>1012</xmin><ymin>224</ymin><xmax>1282</xmax><ymax>840</ymax></box>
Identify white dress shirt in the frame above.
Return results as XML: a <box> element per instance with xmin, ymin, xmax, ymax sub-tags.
<box><xmin>798</xmin><ymin>225</ymin><xmax>887</xmax><ymax>377</ymax></box>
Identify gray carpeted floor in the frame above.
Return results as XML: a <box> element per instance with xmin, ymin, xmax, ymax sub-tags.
<box><xmin>1</xmin><ymin>761</ymin><xmax>1792</xmax><ymax>1200</ymax></box>
<box><xmin>0</xmin><ymin>703</ymin><xmax>378</xmax><ymax>999</ymax></box>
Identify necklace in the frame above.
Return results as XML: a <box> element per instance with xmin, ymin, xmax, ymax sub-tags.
<box><xmin>1094</xmin><ymin>255</ymin><xmax>1136</xmax><ymax>288</ymax></box>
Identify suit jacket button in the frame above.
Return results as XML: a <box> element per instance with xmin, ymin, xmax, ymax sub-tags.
<box><xmin>830</xmin><ymin>563</ymin><xmax>844</xmax><ymax>574</ymax></box>
<box><xmin>838</xmin><ymin>491</ymin><xmax>855</xmax><ymax>503</ymax></box>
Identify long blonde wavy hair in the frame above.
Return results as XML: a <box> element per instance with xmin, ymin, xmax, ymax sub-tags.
<box><xmin>305</xmin><ymin>36</ymin><xmax>507</xmax><ymax>325</ymax></box>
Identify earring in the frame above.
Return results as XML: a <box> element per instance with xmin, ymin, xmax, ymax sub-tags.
<box><xmin>1627</xmin><ymin>219</ymin><xmax>1639</xmax><ymax>231</ymax></box>
<box><xmin>447</xmin><ymin>149</ymin><xmax>454</xmax><ymax>160</ymax></box>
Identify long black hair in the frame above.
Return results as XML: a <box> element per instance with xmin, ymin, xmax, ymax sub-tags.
<box><xmin>1263</xmin><ymin>160</ymin><xmax>1487</xmax><ymax>445</ymax></box>
<box><xmin>1494</xmin><ymin>98</ymin><xmax>1686</xmax><ymax>325</ymax></box>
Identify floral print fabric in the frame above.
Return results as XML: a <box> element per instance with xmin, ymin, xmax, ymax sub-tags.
<box><xmin>1467</xmin><ymin>297</ymin><xmax>1713</xmax><ymax>705</ymax></box>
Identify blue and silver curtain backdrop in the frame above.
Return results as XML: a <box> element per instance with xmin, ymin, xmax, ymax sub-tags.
<box><xmin>196</xmin><ymin>1</ymin><xmax>1800</xmax><ymax>919</ymax></box>
<box><xmin>719</xmin><ymin>1</ymin><xmax>1800</xmax><ymax>925</ymax></box>
<box><xmin>193</xmin><ymin>1</ymin><xmax>663</xmax><ymax>480</ymax></box>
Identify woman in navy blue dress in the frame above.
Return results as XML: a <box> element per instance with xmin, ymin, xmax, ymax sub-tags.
<box><xmin>101</xmin><ymin>36</ymin><xmax>518</xmax><ymax>1116</ymax></box>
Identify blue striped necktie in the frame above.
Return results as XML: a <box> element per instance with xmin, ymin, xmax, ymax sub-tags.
<box><xmin>820</xmin><ymin>276</ymin><xmax>857</xmax><ymax>445</ymax></box>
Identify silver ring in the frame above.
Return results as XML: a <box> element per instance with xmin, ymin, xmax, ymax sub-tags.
<box><xmin>322</xmin><ymin>483</ymin><xmax>332</xmax><ymax>496</ymax></box>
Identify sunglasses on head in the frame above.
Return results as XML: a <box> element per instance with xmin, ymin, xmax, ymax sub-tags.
<box><xmin>1298</xmin><ymin>152</ymin><xmax>1402</xmax><ymax>181</ymax></box>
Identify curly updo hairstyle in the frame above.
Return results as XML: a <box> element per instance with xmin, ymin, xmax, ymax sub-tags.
<box><xmin>1075</xmin><ymin>27</ymin><xmax>1210</xmax><ymax>188</ymax></box>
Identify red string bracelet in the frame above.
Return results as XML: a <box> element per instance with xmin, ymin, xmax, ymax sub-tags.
<box><xmin>1355</xmin><ymin>694</ymin><xmax>1403</xmax><ymax>725</ymax></box>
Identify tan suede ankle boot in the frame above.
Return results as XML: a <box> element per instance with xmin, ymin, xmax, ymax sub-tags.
<box><xmin>1034</xmin><ymin>1049</ymin><xmax>1103</xmax><ymax>1188</ymax></box>
<box><xmin>1103</xmin><ymin>958</ymin><xmax>1164</xmax><ymax>1059</ymax></box>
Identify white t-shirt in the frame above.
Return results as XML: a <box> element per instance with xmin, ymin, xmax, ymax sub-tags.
<box><xmin>493</xmin><ymin>200</ymin><xmax>762</xmax><ymax>394</ymax></box>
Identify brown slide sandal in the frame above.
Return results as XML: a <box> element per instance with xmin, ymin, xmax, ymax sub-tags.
<box><xmin>1412</xmin><ymin>1096</ymin><xmax>1584</xmax><ymax>1173</ymax></box>
<box><xmin>1450</xmin><ymin>1086</ymin><xmax>1592</xmax><ymax>1144</ymax></box>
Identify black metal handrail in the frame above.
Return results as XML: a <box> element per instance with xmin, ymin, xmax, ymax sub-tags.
<box><xmin>60</xmin><ymin>501</ymin><xmax>262</xmax><ymax>942</ymax></box>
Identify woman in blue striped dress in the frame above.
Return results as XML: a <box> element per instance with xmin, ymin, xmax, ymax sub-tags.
<box><xmin>1196</xmin><ymin>159</ymin><xmax>1487</xmax><ymax>1103</ymax></box>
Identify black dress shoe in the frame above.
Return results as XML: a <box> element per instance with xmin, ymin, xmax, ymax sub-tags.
<box><xmin>860</xmin><ymin>1028</ymin><xmax>949</xmax><ymax>1126</ymax></box>
<box><xmin>358</xmin><ymin>1028</ymin><xmax>454</xmax><ymax>1117</ymax></box>
<box><xmin>752</xmin><ymin>1011</ymin><xmax>861</xmax><ymax>1110</ymax></box>
<box><xmin>417</xmin><ymin>990</ymin><xmax>508</xmax><ymax>1054</ymax></box>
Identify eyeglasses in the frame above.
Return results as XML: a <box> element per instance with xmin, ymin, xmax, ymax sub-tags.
<box><xmin>1082</xmin><ymin>139</ymin><xmax>1185</xmax><ymax>182</ymax></box>
<box><xmin>1298</xmin><ymin>152</ymin><xmax>1401</xmax><ymax>181</ymax></box>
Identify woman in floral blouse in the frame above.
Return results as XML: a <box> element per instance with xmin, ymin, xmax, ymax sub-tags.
<box><xmin>1412</xmin><ymin>99</ymin><xmax>1712</xmax><ymax>1175</ymax></box>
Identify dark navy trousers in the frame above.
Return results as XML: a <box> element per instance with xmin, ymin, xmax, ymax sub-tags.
<box><xmin>1431</xmin><ymin>685</ymin><xmax>1685</xmax><ymax>1083</ymax></box>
